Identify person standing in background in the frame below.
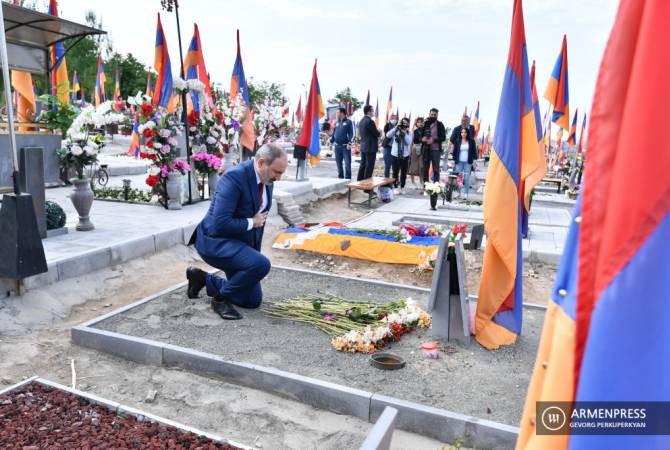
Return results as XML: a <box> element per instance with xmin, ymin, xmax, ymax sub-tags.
<box><xmin>357</xmin><ymin>105</ymin><xmax>380</xmax><ymax>180</ymax></box>
<box><xmin>330</xmin><ymin>107</ymin><xmax>354</xmax><ymax>179</ymax></box>
<box><xmin>382</xmin><ymin>114</ymin><xmax>398</xmax><ymax>178</ymax></box>
<box><xmin>409</xmin><ymin>117</ymin><xmax>425</xmax><ymax>192</ymax></box>
<box><xmin>422</xmin><ymin>108</ymin><xmax>446</xmax><ymax>183</ymax></box>
<box><xmin>451</xmin><ymin>127</ymin><xmax>478</xmax><ymax>199</ymax></box>
<box><xmin>386</xmin><ymin>117</ymin><xmax>412</xmax><ymax>194</ymax></box>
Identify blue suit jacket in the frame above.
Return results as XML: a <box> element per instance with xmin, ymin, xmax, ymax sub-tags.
<box><xmin>192</xmin><ymin>160</ymin><xmax>273</xmax><ymax>259</ymax></box>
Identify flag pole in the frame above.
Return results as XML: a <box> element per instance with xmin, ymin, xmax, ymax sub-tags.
<box><xmin>166</xmin><ymin>0</ymin><xmax>193</xmax><ymax>204</ymax></box>
<box><xmin>0</xmin><ymin>5</ymin><xmax>20</xmax><ymax>195</ymax></box>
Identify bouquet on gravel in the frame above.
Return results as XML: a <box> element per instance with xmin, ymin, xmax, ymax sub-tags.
<box><xmin>266</xmin><ymin>294</ymin><xmax>431</xmax><ymax>354</ymax></box>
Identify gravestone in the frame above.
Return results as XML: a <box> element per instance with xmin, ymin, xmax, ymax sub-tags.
<box><xmin>426</xmin><ymin>235</ymin><xmax>471</xmax><ymax>345</ymax></box>
<box><xmin>467</xmin><ymin>224</ymin><xmax>485</xmax><ymax>250</ymax></box>
<box><xmin>19</xmin><ymin>147</ymin><xmax>46</xmax><ymax>238</ymax></box>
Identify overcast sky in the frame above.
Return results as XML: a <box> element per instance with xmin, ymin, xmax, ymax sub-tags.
<box><xmin>57</xmin><ymin>0</ymin><xmax>619</xmax><ymax>129</ymax></box>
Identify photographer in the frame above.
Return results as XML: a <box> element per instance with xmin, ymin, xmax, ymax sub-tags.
<box><xmin>382</xmin><ymin>114</ymin><xmax>398</xmax><ymax>177</ymax></box>
<box><xmin>386</xmin><ymin>117</ymin><xmax>412</xmax><ymax>194</ymax></box>
<box><xmin>421</xmin><ymin>108</ymin><xmax>446</xmax><ymax>182</ymax></box>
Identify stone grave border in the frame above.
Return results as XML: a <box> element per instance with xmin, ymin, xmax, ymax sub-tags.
<box><xmin>0</xmin><ymin>376</ymin><xmax>251</xmax><ymax>449</ymax></box>
<box><xmin>70</xmin><ymin>265</ymin><xmax>539</xmax><ymax>449</ymax></box>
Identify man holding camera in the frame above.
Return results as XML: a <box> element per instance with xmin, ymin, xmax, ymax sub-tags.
<box><xmin>330</xmin><ymin>107</ymin><xmax>354</xmax><ymax>179</ymax></box>
<box><xmin>385</xmin><ymin>117</ymin><xmax>413</xmax><ymax>194</ymax></box>
<box><xmin>422</xmin><ymin>108</ymin><xmax>446</xmax><ymax>182</ymax></box>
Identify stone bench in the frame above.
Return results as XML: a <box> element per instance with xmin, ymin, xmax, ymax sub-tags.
<box><xmin>346</xmin><ymin>177</ymin><xmax>395</xmax><ymax>208</ymax></box>
<box><xmin>541</xmin><ymin>177</ymin><xmax>563</xmax><ymax>194</ymax></box>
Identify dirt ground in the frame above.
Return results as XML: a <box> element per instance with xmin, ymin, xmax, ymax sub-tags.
<box><xmin>0</xmin><ymin>194</ymin><xmax>558</xmax><ymax>449</ymax></box>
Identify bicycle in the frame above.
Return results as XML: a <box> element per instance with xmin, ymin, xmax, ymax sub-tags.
<box><xmin>89</xmin><ymin>162</ymin><xmax>109</xmax><ymax>190</ymax></box>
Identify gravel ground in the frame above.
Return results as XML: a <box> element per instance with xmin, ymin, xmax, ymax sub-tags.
<box><xmin>0</xmin><ymin>383</ymin><xmax>241</xmax><ymax>449</ymax></box>
<box><xmin>94</xmin><ymin>267</ymin><xmax>543</xmax><ymax>426</ymax></box>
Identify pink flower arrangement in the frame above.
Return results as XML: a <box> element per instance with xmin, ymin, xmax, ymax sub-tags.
<box><xmin>192</xmin><ymin>152</ymin><xmax>222</xmax><ymax>175</ymax></box>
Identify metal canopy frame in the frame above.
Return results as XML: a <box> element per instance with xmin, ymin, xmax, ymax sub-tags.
<box><xmin>1</xmin><ymin>2</ymin><xmax>105</xmax><ymax>75</ymax></box>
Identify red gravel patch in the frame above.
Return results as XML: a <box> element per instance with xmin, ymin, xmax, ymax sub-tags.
<box><xmin>0</xmin><ymin>383</ymin><xmax>242</xmax><ymax>449</ymax></box>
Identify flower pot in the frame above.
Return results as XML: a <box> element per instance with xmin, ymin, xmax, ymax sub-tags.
<box><xmin>207</xmin><ymin>172</ymin><xmax>220</xmax><ymax>198</ymax></box>
<box><xmin>167</xmin><ymin>171</ymin><xmax>183</xmax><ymax>210</ymax></box>
<box><xmin>430</xmin><ymin>193</ymin><xmax>438</xmax><ymax>210</ymax></box>
<box><xmin>70</xmin><ymin>178</ymin><xmax>95</xmax><ymax>231</ymax></box>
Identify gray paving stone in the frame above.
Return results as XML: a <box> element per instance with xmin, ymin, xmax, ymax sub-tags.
<box><xmin>71</xmin><ymin>326</ymin><xmax>164</xmax><ymax>366</ymax></box>
<box><xmin>154</xmin><ymin>228</ymin><xmax>184</xmax><ymax>252</ymax></box>
<box><xmin>181</xmin><ymin>223</ymin><xmax>198</xmax><ymax>244</ymax></box>
<box><xmin>110</xmin><ymin>236</ymin><xmax>157</xmax><ymax>266</ymax></box>
<box><xmin>22</xmin><ymin>263</ymin><xmax>60</xmax><ymax>289</ymax></box>
<box><xmin>57</xmin><ymin>248</ymin><xmax>112</xmax><ymax>280</ymax></box>
<box><xmin>370</xmin><ymin>394</ymin><xmax>518</xmax><ymax>450</ymax></box>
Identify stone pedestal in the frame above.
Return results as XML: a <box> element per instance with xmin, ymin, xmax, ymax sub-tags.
<box><xmin>19</xmin><ymin>147</ymin><xmax>46</xmax><ymax>238</ymax></box>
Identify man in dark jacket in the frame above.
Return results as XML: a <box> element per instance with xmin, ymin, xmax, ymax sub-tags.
<box><xmin>422</xmin><ymin>107</ymin><xmax>446</xmax><ymax>182</ymax></box>
<box><xmin>186</xmin><ymin>144</ymin><xmax>288</xmax><ymax>320</ymax></box>
<box><xmin>357</xmin><ymin>105</ymin><xmax>380</xmax><ymax>180</ymax></box>
<box><xmin>330</xmin><ymin>107</ymin><xmax>354</xmax><ymax>179</ymax></box>
<box><xmin>449</xmin><ymin>114</ymin><xmax>476</xmax><ymax>148</ymax></box>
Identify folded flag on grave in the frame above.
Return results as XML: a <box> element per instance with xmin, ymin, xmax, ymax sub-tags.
<box><xmin>273</xmin><ymin>223</ymin><xmax>442</xmax><ymax>265</ymax></box>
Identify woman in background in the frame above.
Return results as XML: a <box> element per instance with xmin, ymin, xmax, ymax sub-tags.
<box><xmin>408</xmin><ymin>117</ymin><xmax>425</xmax><ymax>193</ymax></box>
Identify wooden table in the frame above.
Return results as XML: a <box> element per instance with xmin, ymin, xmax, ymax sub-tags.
<box><xmin>346</xmin><ymin>177</ymin><xmax>395</xmax><ymax>208</ymax></box>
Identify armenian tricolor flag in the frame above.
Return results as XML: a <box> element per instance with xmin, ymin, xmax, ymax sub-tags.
<box><xmin>475</xmin><ymin>0</ymin><xmax>542</xmax><ymax>350</ymax></box>
<box><xmin>11</xmin><ymin>70</ymin><xmax>36</xmax><ymax>131</ymax></box>
<box><xmin>374</xmin><ymin>97</ymin><xmax>379</xmax><ymax>128</ymax></box>
<box><xmin>152</xmin><ymin>13</ymin><xmax>173</xmax><ymax>108</ymax></box>
<box><xmin>556</xmin><ymin>128</ymin><xmax>564</xmax><ymax>150</ymax></box>
<box><xmin>567</xmin><ymin>108</ymin><xmax>578</xmax><ymax>147</ymax></box>
<box><xmin>295</xmin><ymin>96</ymin><xmax>303</xmax><ymax>124</ymax></box>
<box><xmin>94</xmin><ymin>55</ymin><xmax>106</xmax><ymax>107</ymax></box>
<box><xmin>114</xmin><ymin>69</ymin><xmax>121</xmax><ymax>101</ymax></box>
<box><xmin>128</xmin><ymin>113</ymin><xmax>141</xmax><ymax>158</ymax></box>
<box><xmin>472</xmin><ymin>101</ymin><xmax>481</xmax><ymax>138</ymax></box>
<box><xmin>184</xmin><ymin>24</ymin><xmax>214</xmax><ymax>113</ymax></box>
<box><xmin>521</xmin><ymin>60</ymin><xmax>547</xmax><ymax>238</ymax></box>
<box><xmin>274</xmin><ymin>225</ymin><xmax>440</xmax><ymax>266</ymax></box>
<box><xmin>230</xmin><ymin>30</ymin><xmax>250</xmax><ymax>106</ymax></box>
<box><xmin>294</xmin><ymin>60</ymin><xmax>325</xmax><ymax>166</ymax></box>
<box><xmin>145</xmin><ymin>71</ymin><xmax>152</xmax><ymax>97</ymax></box>
<box><xmin>72</xmin><ymin>71</ymin><xmax>80</xmax><ymax>102</ymax></box>
<box><xmin>365</xmin><ymin>89</ymin><xmax>370</xmax><ymax>107</ymax></box>
<box><xmin>384</xmin><ymin>87</ymin><xmax>393</xmax><ymax>126</ymax></box>
<box><xmin>577</xmin><ymin>112</ymin><xmax>587</xmax><ymax>153</ymax></box>
<box><xmin>48</xmin><ymin>0</ymin><xmax>69</xmax><ymax>103</ymax></box>
<box><xmin>517</xmin><ymin>1</ymin><xmax>670</xmax><ymax>448</ymax></box>
<box><xmin>544</xmin><ymin>35</ymin><xmax>570</xmax><ymax>130</ymax></box>
<box><xmin>543</xmin><ymin>110</ymin><xmax>552</xmax><ymax>150</ymax></box>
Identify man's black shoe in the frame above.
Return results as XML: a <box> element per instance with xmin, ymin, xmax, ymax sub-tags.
<box><xmin>212</xmin><ymin>296</ymin><xmax>243</xmax><ymax>320</ymax></box>
<box><xmin>186</xmin><ymin>267</ymin><xmax>206</xmax><ymax>299</ymax></box>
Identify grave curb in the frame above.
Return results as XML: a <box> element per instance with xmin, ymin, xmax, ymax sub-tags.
<box><xmin>0</xmin><ymin>377</ymin><xmax>251</xmax><ymax>449</ymax></box>
<box><xmin>70</xmin><ymin>267</ymin><xmax>523</xmax><ymax>448</ymax></box>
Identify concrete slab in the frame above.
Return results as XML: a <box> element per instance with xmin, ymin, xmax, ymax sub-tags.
<box><xmin>71</xmin><ymin>326</ymin><xmax>164</xmax><ymax>365</ymax></box>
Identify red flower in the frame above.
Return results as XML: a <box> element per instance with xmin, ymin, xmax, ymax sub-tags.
<box><xmin>140</xmin><ymin>103</ymin><xmax>154</xmax><ymax>118</ymax></box>
<box><xmin>188</xmin><ymin>110</ymin><xmax>200</xmax><ymax>126</ymax></box>
<box><xmin>143</xmin><ymin>128</ymin><xmax>156</xmax><ymax>138</ymax></box>
<box><xmin>146</xmin><ymin>139</ymin><xmax>154</xmax><ymax>149</ymax></box>
<box><xmin>215</xmin><ymin>111</ymin><xmax>224</xmax><ymax>124</ymax></box>
<box><xmin>145</xmin><ymin>175</ymin><xmax>159</xmax><ymax>187</ymax></box>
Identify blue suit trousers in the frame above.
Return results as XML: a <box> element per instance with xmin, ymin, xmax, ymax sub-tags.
<box><xmin>200</xmin><ymin>240</ymin><xmax>271</xmax><ymax>309</ymax></box>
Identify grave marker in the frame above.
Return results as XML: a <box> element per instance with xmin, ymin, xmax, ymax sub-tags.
<box><xmin>426</xmin><ymin>235</ymin><xmax>471</xmax><ymax>345</ymax></box>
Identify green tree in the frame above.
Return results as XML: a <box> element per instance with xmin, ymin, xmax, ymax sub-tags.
<box><xmin>247</xmin><ymin>78</ymin><xmax>286</xmax><ymax>108</ymax></box>
<box><xmin>328</xmin><ymin>88</ymin><xmax>362</xmax><ymax>113</ymax></box>
<box><xmin>106</xmin><ymin>53</ymin><xmax>152</xmax><ymax>99</ymax></box>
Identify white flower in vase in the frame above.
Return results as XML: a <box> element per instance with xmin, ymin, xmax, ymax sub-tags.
<box><xmin>149</xmin><ymin>165</ymin><xmax>161</xmax><ymax>176</ymax></box>
<box><xmin>83</xmin><ymin>145</ymin><xmax>98</xmax><ymax>155</ymax></box>
<box><xmin>70</xmin><ymin>145</ymin><xmax>83</xmax><ymax>156</ymax></box>
<box><xmin>206</xmin><ymin>136</ymin><xmax>217</xmax><ymax>145</ymax></box>
<box><xmin>173</xmin><ymin>77</ymin><xmax>187</xmax><ymax>91</ymax></box>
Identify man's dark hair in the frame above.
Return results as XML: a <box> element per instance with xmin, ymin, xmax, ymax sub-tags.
<box><xmin>363</xmin><ymin>105</ymin><xmax>374</xmax><ymax>115</ymax></box>
<box><xmin>338</xmin><ymin>107</ymin><xmax>346</xmax><ymax>115</ymax></box>
<box><xmin>430</xmin><ymin>108</ymin><xmax>439</xmax><ymax>114</ymax></box>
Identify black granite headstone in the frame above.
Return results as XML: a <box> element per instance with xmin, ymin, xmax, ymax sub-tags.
<box><xmin>19</xmin><ymin>147</ymin><xmax>46</xmax><ymax>238</ymax></box>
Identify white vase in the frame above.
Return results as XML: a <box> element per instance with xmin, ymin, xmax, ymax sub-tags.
<box><xmin>208</xmin><ymin>172</ymin><xmax>220</xmax><ymax>198</ymax></box>
<box><xmin>167</xmin><ymin>171</ymin><xmax>183</xmax><ymax>210</ymax></box>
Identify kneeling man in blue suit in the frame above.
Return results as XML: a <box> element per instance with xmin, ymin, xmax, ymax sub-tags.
<box><xmin>187</xmin><ymin>144</ymin><xmax>288</xmax><ymax>320</ymax></box>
